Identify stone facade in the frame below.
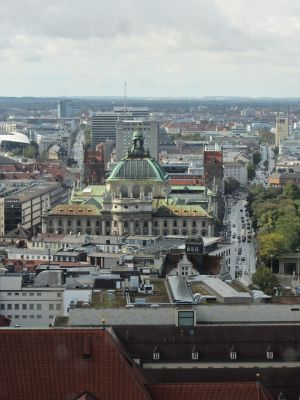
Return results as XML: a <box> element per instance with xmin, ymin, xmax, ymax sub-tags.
<box><xmin>43</xmin><ymin>130</ymin><xmax>217</xmax><ymax>237</ymax></box>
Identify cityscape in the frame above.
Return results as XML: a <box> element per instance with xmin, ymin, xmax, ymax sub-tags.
<box><xmin>2</xmin><ymin>1</ymin><xmax>300</xmax><ymax>399</ymax></box>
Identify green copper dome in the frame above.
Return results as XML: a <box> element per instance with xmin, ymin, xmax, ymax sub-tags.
<box><xmin>107</xmin><ymin>129</ymin><xmax>168</xmax><ymax>182</ymax></box>
<box><xmin>107</xmin><ymin>157</ymin><xmax>168</xmax><ymax>181</ymax></box>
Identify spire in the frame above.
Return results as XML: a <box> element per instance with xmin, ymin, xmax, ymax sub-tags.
<box><xmin>127</xmin><ymin>125</ymin><xmax>147</xmax><ymax>157</ymax></box>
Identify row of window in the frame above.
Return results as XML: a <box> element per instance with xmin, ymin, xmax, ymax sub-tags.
<box><xmin>6</xmin><ymin>315</ymin><xmax>53</xmax><ymax>320</ymax></box>
<box><xmin>6</xmin><ymin>292</ymin><xmax>61</xmax><ymax>297</ymax></box>
<box><xmin>0</xmin><ymin>303</ymin><xmax>61</xmax><ymax>311</ymax></box>
<box><xmin>152</xmin><ymin>350</ymin><xmax>274</xmax><ymax>361</ymax></box>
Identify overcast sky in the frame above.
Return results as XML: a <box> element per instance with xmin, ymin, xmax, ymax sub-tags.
<box><xmin>1</xmin><ymin>0</ymin><xmax>300</xmax><ymax>97</ymax></box>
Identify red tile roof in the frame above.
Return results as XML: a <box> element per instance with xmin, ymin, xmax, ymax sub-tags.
<box><xmin>0</xmin><ymin>328</ymin><xmax>150</xmax><ymax>400</ymax></box>
<box><xmin>147</xmin><ymin>383</ymin><xmax>274</xmax><ymax>400</ymax></box>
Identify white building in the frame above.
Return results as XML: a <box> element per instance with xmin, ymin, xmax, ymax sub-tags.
<box><xmin>0</xmin><ymin>273</ymin><xmax>64</xmax><ymax>327</ymax></box>
<box><xmin>223</xmin><ymin>161</ymin><xmax>248</xmax><ymax>185</ymax></box>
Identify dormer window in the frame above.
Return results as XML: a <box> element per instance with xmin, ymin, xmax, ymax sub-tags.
<box><xmin>192</xmin><ymin>346</ymin><xmax>199</xmax><ymax>360</ymax></box>
<box><xmin>266</xmin><ymin>346</ymin><xmax>274</xmax><ymax>360</ymax></box>
<box><xmin>153</xmin><ymin>346</ymin><xmax>160</xmax><ymax>360</ymax></box>
<box><xmin>230</xmin><ymin>346</ymin><xmax>237</xmax><ymax>360</ymax></box>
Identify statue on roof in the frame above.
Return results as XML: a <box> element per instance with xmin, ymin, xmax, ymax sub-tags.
<box><xmin>127</xmin><ymin>125</ymin><xmax>147</xmax><ymax>158</ymax></box>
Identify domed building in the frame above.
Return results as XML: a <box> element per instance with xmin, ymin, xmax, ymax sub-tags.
<box><xmin>43</xmin><ymin>129</ymin><xmax>216</xmax><ymax>237</ymax></box>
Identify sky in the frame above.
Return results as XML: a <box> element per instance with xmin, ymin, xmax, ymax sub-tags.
<box><xmin>1</xmin><ymin>0</ymin><xmax>300</xmax><ymax>98</ymax></box>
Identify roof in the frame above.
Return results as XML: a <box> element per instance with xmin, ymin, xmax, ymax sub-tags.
<box><xmin>107</xmin><ymin>129</ymin><xmax>168</xmax><ymax>182</ymax></box>
<box><xmin>0</xmin><ymin>328</ymin><xmax>150</xmax><ymax>400</ymax></box>
<box><xmin>108</xmin><ymin>157</ymin><xmax>168</xmax><ymax>181</ymax></box>
<box><xmin>153</xmin><ymin>201</ymin><xmax>211</xmax><ymax>218</ymax></box>
<box><xmin>51</xmin><ymin>204</ymin><xmax>101</xmax><ymax>216</ymax></box>
<box><xmin>147</xmin><ymin>383</ymin><xmax>274</xmax><ymax>400</ymax></box>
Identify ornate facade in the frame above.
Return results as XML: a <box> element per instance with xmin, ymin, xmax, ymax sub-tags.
<box><xmin>43</xmin><ymin>130</ymin><xmax>217</xmax><ymax>237</ymax></box>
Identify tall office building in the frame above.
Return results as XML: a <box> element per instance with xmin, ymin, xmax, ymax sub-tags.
<box><xmin>116</xmin><ymin>120</ymin><xmax>159</xmax><ymax>161</ymax></box>
<box><xmin>91</xmin><ymin>107</ymin><xmax>149</xmax><ymax>150</ymax></box>
<box><xmin>58</xmin><ymin>99</ymin><xmax>73</xmax><ymax>118</ymax></box>
<box><xmin>275</xmin><ymin>116</ymin><xmax>289</xmax><ymax>147</ymax></box>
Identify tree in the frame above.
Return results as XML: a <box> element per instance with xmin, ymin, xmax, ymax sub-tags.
<box><xmin>251</xmin><ymin>266</ymin><xmax>279</xmax><ymax>294</ymax></box>
<box><xmin>225</xmin><ymin>178</ymin><xmax>240</xmax><ymax>194</ymax></box>
<box><xmin>84</xmin><ymin>127</ymin><xmax>92</xmax><ymax>150</ymax></box>
<box><xmin>247</xmin><ymin>163</ymin><xmax>256</xmax><ymax>181</ymax></box>
<box><xmin>258</xmin><ymin>232</ymin><xmax>286</xmax><ymax>263</ymax></box>
<box><xmin>259</xmin><ymin>130</ymin><xmax>275</xmax><ymax>145</ymax></box>
<box><xmin>263</xmin><ymin>160</ymin><xmax>269</xmax><ymax>169</ymax></box>
<box><xmin>252</xmin><ymin>151</ymin><xmax>262</xmax><ymax>166</ymax></box>
<box><xmin>283</xmin><ymin>182</ymin><xmax>300</xmax><ymax>200</ymax></box>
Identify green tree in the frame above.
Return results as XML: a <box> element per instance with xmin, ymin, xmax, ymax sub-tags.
<box><xmin>225</xmin><ymin>178</ymin><xmax>240</xmax><ymax>194</ymax></box>
<box><xmin>84</xmin><ymin>127</ymin><xmax>92</xmax><ymax>149</ymax></box>
<box><xmin>251</xmin><ymin>266</ymin><xmax>279</xmax><ymax>294</ymax></box>
<box><xmin>258</xmin><ymin>130</ymin><xmax>275</xmax><ymax>145</ymax></box>
<box><xmin>247</xmin><ymin>163</ymin><xmax>256</xmax><ymax>180</ymax></box>
<box><xmin>258</xmin><ymin>232</ymin><xmax>286</xmax><ymax>263</ymax></box>
<box><xmin>23</xmin><ymin>145</ymin><xmax>37</xmax><ymax>159</ymax></box>
<box><xmin>283</xmin><ymin>182</ymin><xmax>300</xmax><ymax>200</ymax></box>
<box><xmin>252</xmin><ymin>151</ymin><xmax>262</xmax><ymax>166</ymax></box>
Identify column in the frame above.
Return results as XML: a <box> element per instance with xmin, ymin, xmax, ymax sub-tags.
<box><xmin>118</xmin><ymin>220</ymin><xmax>122</xmax><ymax>235</ymax></box>
<box><xmin>130</xmin><ymin>219</ymin><xmax>134</xmax><ymax>234</ymax></box>
<box><xmin>101</xmin><ymin>220</ymin><xmax>106</xmax><ymax>235</ymax></box>
<box><xmin>148</xmin><ymin>220</ymin><xmax>153</xmax><ymax>235</ymax></box>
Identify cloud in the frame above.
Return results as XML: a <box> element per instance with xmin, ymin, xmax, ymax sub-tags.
<box><xmin>1</xmin><ymin>0</ymin><xmax>300</xmax><ymax>96</ymax></box>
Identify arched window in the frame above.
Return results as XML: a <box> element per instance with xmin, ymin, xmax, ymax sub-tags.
<box><xmin>132</xmin><ymin>185</ymin><xmax>140</xmax><ymax>198</ymax></box>
<box><xmin>120</xmin><ymin>185</ymin><xmax>128</xmax><ymax>197</ymax></box>
<box><xmin>144</xmin><ymin>185</ymin><xmax>152</xmax><ymax>196</ymax></box>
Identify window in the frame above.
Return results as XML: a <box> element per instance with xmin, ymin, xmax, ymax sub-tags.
<box><xmin>37</xmin><ymin>293</ymin><xmax>42</xmax><ymax>296</ymax></box>
<box><xmin>49</xmin><ymin>304</ymin><xmax>54</xmax><ymax>310</ymax></box>
<box><xmin>56</xmin><ymin>304</ymin><xmax>61</xmax><ymax>310</ymax></box>
<box><xmin>87</xmin><ymin>220</ymin><xmax>90</xmax><ymax>227</ymax></box>
<box><xmin>173</xmin><ymin>221</ymin><xmax>177</xmax><ymax>227</ymax></box>
<box><xmin>57</xmin><ymin>293</ymin><xmax>61</xmax><ymax>298</ymax></box>
<box><xmin>153</xmin><ymin>347</ymin><xmax>160</xmax><ymax>360</ymax></box>
<box><xmin>29</xmin><ymin>315</ymin><xmax>34</xmax><ymax>319</ymax></box>
<box><xmin>37</xmin><ymin>315</ymin><xmax>42</xmax><ymax>319</ymax></box>
<box><xmin>15</xmin><ymin>315</ymin><xmax>19</xmax><ymax>319</ymax></box>
<box><xmin>22</xmin><ymin>304</ymin><xmax>27</xmax><ymax>310</ymax></box>
<box><xmin>77</xmin><ymin>220</ymin><xmax>81</xmax><ymax>227</ymax></box>
<box><xmin>37</xmin><ymin>304</ymin><xmax>42</xmax><ymax>310</ymax></box>
<box><xmin>68</xmin><ymin>220</ymin><xmax>72</xmax><ymax>227</ymax></box>
<box><xmin>49</xmin><ymin>315</ymin><xmax>54</xmax><ymax>319</ymax></box>
<box><xmin>202</xmin><ymin>221</ymin><xmax>206</xmax><ymax>227</ymax></box>
<box><xmin>22</xmin><ymin>293</ymin><xmax>27</xmax><ymax>296</ymax></box>
<box><xmin>29</xmin><ymin>293</ymin><xmax>34</xmax><ymax>296</ymax></box>
<box><xmin>164</xmin><ymin>220</ymin><xmax>168</xmax><ymax>227</ymax></box>
<box><xmin>7</xmin><ymin>304</ymin><xmax>12</xmax><ymax>310</ymax></box>
<box><xmin>183</xmin><ymin>220</ymin><xmax>186</xmax><ymax>227</ymax></box>
<box><xmin>192</xmin><ymin>220</ymin><xmax>196</xmax><ymax>227</ymax></box>
<box><xmin>14</xmin><ymin>304</ymin><xmax>19</xmax><ymax>310</ymax></box>
<box><xmin>15</xmin><ymin>293</ymin><xmax>19</xmax><ymax>296</ymax></box>
<box><xmin>267</xmin><ymin>351</ymin><xmax>273</xmax><ymax>359</ymax></box>
<box><xmin>29</xmin><ymin>304</ymin><xmax>34</xmax><ymax>310</ymax></box>
<box><xmin>178</xmin><ymin>311</ymin><xmax>194</xmax><ymax>327</ymax></box>
<box><xmin>230</xmin><ymin>347</ymin><xmax>237</xmax><ymax>360</ymax></box>
<box><xmin>0</xmin><ymin>304</ymin><xmax>4</xmax><ymax>310</ymax></box>
<box><xmin>7</xmin><ymin>293</ymin><xmax>12</xmax><ymax>296</ymax></box>
<box><xmin>154</xmin><ymin>221</ymin><xmax>158</xmax><ymax>227</ymax></box>
<box><xmin>192</xmin><ymin>350</ymin><xmax>199</xmax><ymax>360</ymax></box>
<box><xmin>22</xmin><ymin>315</ymin><xmax>27</xmax><ymax>319</ymax></box>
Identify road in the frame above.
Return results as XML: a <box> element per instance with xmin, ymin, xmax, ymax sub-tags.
<box><xmin>225</xmin><ymin>194</ymin><xmax>256</xmax><ymax>279</ymax></box>
<box><xmin>70</xmin><ymin>129</ymin><xmax>85</xmax><ymax>167</ymax></box>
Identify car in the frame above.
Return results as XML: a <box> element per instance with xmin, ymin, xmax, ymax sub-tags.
<box><xmin>247</xmin><ymin>238</ymin><xmax>251</xmax><ymax>243</ymax></box>
<box><xmin>238</xmin><ymin>248</ymin><xmax>242</xmax><ymax>255</ymax></box>
<box><xmin>241</xmin><ymin>256</ymin><xmax>246</xmax><ymax>262</ymax></box>
<box><xmin>232</xmin><ymin>233</ymin><xmax>236</xmax><ymax>239</ymax></box>
<box><xmin>232</xmin><ymin>224</ymin><xmax>236</xmax><ymax>228</ymax></box>
<box><xmin>240</xmin><ymin>209</ymin><xmax>243</xmax><ymax>212</ymax></box>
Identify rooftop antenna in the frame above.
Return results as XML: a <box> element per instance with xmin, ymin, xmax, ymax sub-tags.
<box><xmin>124</xmin><ymin>81</ymin><xmax>127</xmax><ymax>113</ymax></box>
